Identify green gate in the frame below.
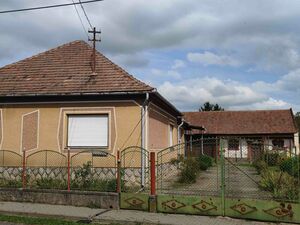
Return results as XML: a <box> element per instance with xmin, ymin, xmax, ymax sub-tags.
<box><xmin>119</xmin><ymin>146</ymin><xmax>150</xmax><ymax>211</ymax></box>
<box><xmin>156</xmin><ymin>138</ymin><xmax>223</xmax><ymax>216</ymax></box>
<box><xmin>119</xmin><ymin>138</ymin><xmax>300</xmax><ymax>223</ymax></box>
<box><xmin>155</xmin><ymin>137</ymin><xmax>300</xmax><ymax>223</ymax></box>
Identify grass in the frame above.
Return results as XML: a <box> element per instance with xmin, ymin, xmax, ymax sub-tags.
<box><xmin>0</xmin><ymin>214</ymin><xmax>125</xmax><ymax>225</ymax></box>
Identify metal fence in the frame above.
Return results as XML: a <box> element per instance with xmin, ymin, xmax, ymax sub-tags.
<box><xmin>120</xmin><ymin>146</ymin><xmax>149</xmax><ymax>193</ymax></box>
<box><xmin>156</xmin><ymin>138</ymin><xmax>220</xmax><ymax>196</ymax></box>
<box><xmin>0</xmin><ymin>149</ymin><xmax>118</xmax><ymax>192</ymax></box>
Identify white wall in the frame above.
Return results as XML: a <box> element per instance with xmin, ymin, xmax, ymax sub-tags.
<box><xmin>223</xmin><ymin>139</ymin><xmax>248</xmax><ymax>158</ymax></box>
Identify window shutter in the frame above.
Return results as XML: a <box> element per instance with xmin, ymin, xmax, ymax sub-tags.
<box><xmin>67</xmin><ymin>115</ymin><xmax>108</xmax><ymax>147</ymax></box>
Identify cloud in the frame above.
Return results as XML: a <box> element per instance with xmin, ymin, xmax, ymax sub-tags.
<box><xmin>171</xmin><ymin>59</ymin><xmax>185</xmax><ymax>69</ymax></box>
<box><xmin>187</xmin><ymin>51</ymin><xmax>240</xmax><ymax>67</ymax></box>
<box><xmin>2</xmin><ymin>0</ymin><xmax>300</xmax><ymax>71</ymax></box>
<box><xmin>158</xmin><ymin>77</ymin><xmax>268</xmax><ymax>111</ymax></box>
<box><xmin>109</xmin><ymin>53</ymin><xmax>149</xmax><ymax>68</ymax></box>
<box><xmin>151</xmin><ymin>69</ymin><xmax>181</xmax><ymax>79</ymax></box>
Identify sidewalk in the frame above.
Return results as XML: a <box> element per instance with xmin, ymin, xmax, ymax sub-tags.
<box><xmin>0</xmin><ymin>201</ymin><xmax>294</xmax><ymax>225</ymax></box>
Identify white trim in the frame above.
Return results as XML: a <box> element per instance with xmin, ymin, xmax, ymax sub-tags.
<box><xmin>57</xmin><ymin>106</ymin><xmax>116</xmax><ymax>153</ymax></box>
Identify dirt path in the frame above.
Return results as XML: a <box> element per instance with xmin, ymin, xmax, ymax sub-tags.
<box><xmin>158</xmin><ymin>162</ymin><xmax>272</xmax><ymax>200</ymax></box>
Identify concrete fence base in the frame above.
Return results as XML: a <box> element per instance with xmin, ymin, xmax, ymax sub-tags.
<box><xmin>0</xmin><ymin>188</ymin><xmax>119</xmax><ymax>209</ymax></box>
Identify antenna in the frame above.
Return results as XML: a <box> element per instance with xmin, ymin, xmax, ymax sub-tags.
<box><xmin>88</xmin><ymin>27</ymin><xmax>101</xmax><ymax>74</ymax></box>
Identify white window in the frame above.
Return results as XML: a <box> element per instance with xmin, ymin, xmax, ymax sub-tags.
<box><xmin>67</xmin><ymin>114</ymin><xmax>108</xmax><ymax>148</ymax></box>
<box><xmin>169</xmin><ymin>125</ymin><xmax>174</xmax><ymax>146</ymax></box>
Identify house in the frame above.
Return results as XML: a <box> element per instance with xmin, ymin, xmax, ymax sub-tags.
<box><xmin>183</xmin><ymin>110</ymin><xmax>299</xmax><ymax>160</ymax></box>
<box><xmin>0</xmin><ymin>40</ymin><xmax>182</xmax><ymax>167</ymax></box>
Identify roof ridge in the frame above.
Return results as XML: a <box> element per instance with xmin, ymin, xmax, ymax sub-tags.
<box><xmin>0</xmin><ymin>40</ymin><xmax>84</xmax><ymax>71</ymax></box>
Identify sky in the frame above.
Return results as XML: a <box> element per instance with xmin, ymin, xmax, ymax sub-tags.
<box><xmin>1</xmin><ymin>0</ymin><xmax>300</xmax><ymax>112</ymax></box>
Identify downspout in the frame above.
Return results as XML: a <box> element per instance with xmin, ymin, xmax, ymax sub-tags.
<box><xmin>141</xmin><ymin>92</ymin><xmax>149</xmax><ymax>188</ymax></box>
<box><xmin>177</xmin><ymin>118</ymin><xmax>184</xmax><ymax>159</ymax></box>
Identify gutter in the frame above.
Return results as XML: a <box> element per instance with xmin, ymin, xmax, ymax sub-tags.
<box><xmin>141</xmin><ymin>92</ymin><xmax>149</xmax><ymax>188</ymax></box>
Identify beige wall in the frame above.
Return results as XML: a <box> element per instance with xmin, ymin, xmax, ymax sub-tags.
<box><xmin>0</xmin><ymin>101</ymin><xmax>142</xmax><ymax>157</ymax></box>
<box><xmin>148</xmin><ymin>103</ymin><xmax>178</xmax><ymax>151</ymax></box>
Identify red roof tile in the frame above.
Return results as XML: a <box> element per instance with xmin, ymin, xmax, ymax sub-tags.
<box><xmin>0</xmin><ymin>40</ymin><xmax>154</xmax><ymax>96</ymax></box>
<box><xmin>183</xmin><ymin>109</ymin><xmax>298</xmax><ymax>134</ymax></box>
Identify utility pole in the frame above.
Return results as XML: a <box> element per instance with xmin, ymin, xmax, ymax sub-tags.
<box><xmin>88</xmin><ymin>27</ymin><xmax>101</xmax><ymax>74</ymax></box>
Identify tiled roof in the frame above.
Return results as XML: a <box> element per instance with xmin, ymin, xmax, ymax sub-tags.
<box><xmin>0</xmin><ymin>40</ymin><xmax>154</xmax><ymax>96</ymax></box>
<box><xmin>183</xmin><ymin>109</ymin><xmax>298</xmax><ymax>134</ymax></box>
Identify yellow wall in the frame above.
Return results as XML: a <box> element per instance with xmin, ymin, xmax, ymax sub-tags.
<box><xmin>0</xmin><ymin>101</ymin><xmax>142</xmax><ymax>156</ymax></box>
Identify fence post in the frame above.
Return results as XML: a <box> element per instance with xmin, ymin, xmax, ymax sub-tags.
<box><xmin>22</xmin><ymin>150</ymin><xmax>26</xmax><ymax>189</ymax></box>
<box><xmin>116</xmin><ymin>151</ymin><xmax>121</xmax><ymax>193</ymax></box>
<box><xmin>67</xmin><ymin>149</ymin><xmax>71</xmax><ymax>191</ymax></box>
<box><xmin>220</xmin><ymin>139</ymin><xmax>226</xmax><ymax>217</ymax></box>
<box><xmin>149</xmin><ymin>152</ymin><xmax>157</xmax><ymax>212</ymax></box>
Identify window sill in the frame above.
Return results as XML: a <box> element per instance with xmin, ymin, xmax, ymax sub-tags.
<box><xmin>64</xmin><ymin>147</ymin><xmax>109</xmax><ymax>152</ymax></box>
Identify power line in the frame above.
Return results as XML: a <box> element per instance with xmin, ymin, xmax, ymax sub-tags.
<box><xmin>0</xmin><ymin>0</ymin><xmax>104</xmax><ymax>14</ymax></box>
<box><xmin>71</xmin><ymin>0</ymin><xmax>89</xmax><ymax>39</ymax></box>
<box><xmin>79</xmin><ymin>0</ymin><xmax>93</xmax><ymax>29</ymax></box>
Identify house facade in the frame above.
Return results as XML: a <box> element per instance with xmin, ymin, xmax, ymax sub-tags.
<box><xmin>183</xmin><ymin>110</ymin><xmax>299</xmax><ymax>160</ymax></box>
<box><xmin>0</xmin><ymin>40</ymin><xmax>181</xmax><ymax>166</ymax></box>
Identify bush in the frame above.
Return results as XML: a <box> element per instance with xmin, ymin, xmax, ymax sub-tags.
<box><xmin>280</xmin><ymin>156</ymin><xmax>300</xmax><ymax>177</ymax></box>
<box><xmin>253</xmin><ymin>160</ymin><xmax>268</xmax><ymax>174</ymax></box>
<box><xmin>260</xmin><ymin>170</ymin><xmax>299</xmax><ymax>201</ymax></box>
<box><xmin>0</xmin><ymin>179</ymin><xmax>22</xmax><ymax>188</ymax></box>
<box><xmin>34</xmin><ymin>178</ymin><xmax>67</xmax><ymax>189</ymax></box>
<box><xmin>263</xmin><ymin>151</ymin><xmax>286</xmax><ymax>166</ymax></box>
<box><xmin>178</xmin><ymin>157</ymin><xmax>198</xmax><ymax>184</ymax></box>
<box><xmin>198</xmin><ymin>155</ymin><xmax>214</xmax><ymax>167</ymax></box>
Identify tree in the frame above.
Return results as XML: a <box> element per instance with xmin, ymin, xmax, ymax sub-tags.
<box><xmin>199</xmin><ymin>102</ymin><xmax>224</xmax><ymax>111</ymax></box>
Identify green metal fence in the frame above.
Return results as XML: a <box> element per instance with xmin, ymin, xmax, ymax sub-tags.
<box><xmin>154</xmin><ymin>137</ymin><xmax>300</xmax><ymax>223</ymax></box>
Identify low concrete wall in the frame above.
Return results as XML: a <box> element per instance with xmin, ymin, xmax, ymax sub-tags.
<box><xmin>0</xmin><ymin>188</ymin><xmax>119</xmax><ymax>209</ymax></box>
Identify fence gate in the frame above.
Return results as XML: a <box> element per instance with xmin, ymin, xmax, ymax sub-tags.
<box><xmin>119</xmin><ymin>146</ymin><xmax>150</xmax><ymax>211</ymax></box>
<box><xmin>223</xmin><ymin>138</ymin><xmax>300</xmax><ymax>223</ymax></box>
<box><xmin>156</xmin><ymin>138</ymin><xmax>223</xmax><ymax>216</ymax></box>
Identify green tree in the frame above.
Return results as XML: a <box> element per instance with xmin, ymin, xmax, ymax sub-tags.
<box><xmin>199</xmin><ymin>102</ymin><xmax>224</xmax><ymax>111</ymax></box>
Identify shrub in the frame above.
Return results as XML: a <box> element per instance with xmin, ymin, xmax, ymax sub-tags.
<box><xmin>253</xmin><ymin>160</ymin><xmax>268</xmax><ymax>174</ymax></box>
<box><xmin>263</xmin><ymin>151</ymin><xmax>287</xmax><ymax>167</ymax></box>
<box><xmin>198</xmin><ymin>155</ymin><xmax>214</xmax><ymax>167</ymax></box>
<box><xmin>178</xmin><ymin>157</ymin><xmax>198</xmax><ymax>184</ymax></box>
<box><xmin>260</xmin><ymin>170</ymin><xmax>299</xmax><ymax>201</ymax></box>
<box><xmin>280</xmin><ymin>156</ymin><xmax>300</xmax><ymax>177</ymax></box>
<box><xmin>0</xmin><ymin>178</ymin><xmax>22</xmax><ymax>188</ymax></box>
<box><xmin>35</xmin><ymin>178</ymin><xmax>67</xmax><ymax>189</ymax></box>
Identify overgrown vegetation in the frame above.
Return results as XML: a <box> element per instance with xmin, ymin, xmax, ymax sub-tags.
<box><xmin>280</xmin><ymin>156</ymin><xmax>300</xmax><ymax>177</ymax></box>
<box><xmin>0</xmin><ymin>162</ymin><xmax>118</xmax><ymax>192</ymax></box>
<box><xmin>176</xmin><ymin>155</ymin><xmax>214</xmax><ymax>184</ymax></box>
<box><xmin>71</xmin><ymin>162</ymin><xmax>117</xmax><ymax>191</ymax></box>
<box><xmin>253</xmin><ymin>152</ymin><xmax>300</xmax><ymax>201</ymax></box>
<box><xmin>260</xmin><ymin>170</ymin><xmax>299</xmax><ymax>201</ymax></box>
<box><xmin>0</xmin><ymin>178</ymin><xmax>22</xmax><ymax>188</ymax></box>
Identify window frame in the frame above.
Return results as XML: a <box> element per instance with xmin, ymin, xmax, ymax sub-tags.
<box><xmin>272</xmin><ymin>138</ymin><xmax>285</xmax><ymax>149</ymax></box>
<box><xmin>228</xmin><ymin>138</ymin><xmax>240</xmax><ymax>151</ymax></box>
<box><xmin>65</xmin><ymin>112</ymin><xmax>110</xmax><ymax>150</ymax></box>
<box><xmin>169</xmin><ymin>124</ymin><xmax>174</xmax><ymax>147</ymax></box>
